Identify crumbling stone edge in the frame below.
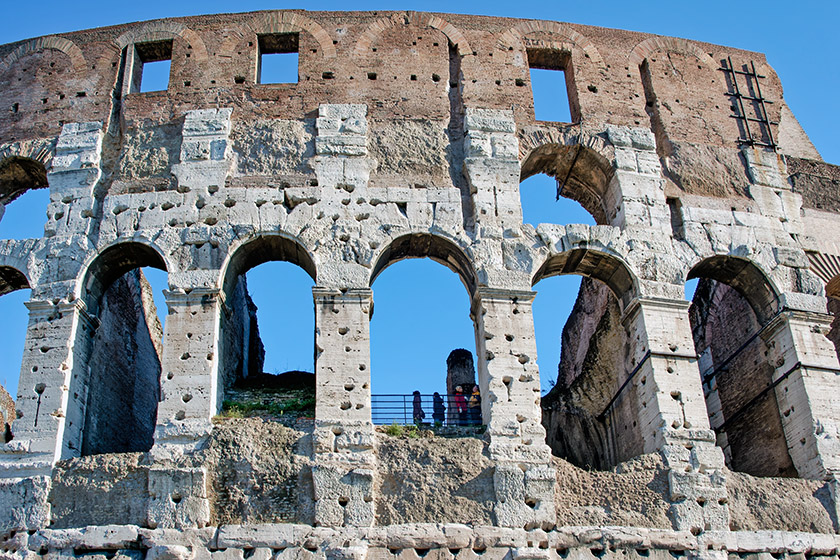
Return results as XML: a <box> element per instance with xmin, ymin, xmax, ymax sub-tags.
<box><xmin>1</xmin><ymin>523</ymin><xmax>839</xmax><ymax>560</ymax></box>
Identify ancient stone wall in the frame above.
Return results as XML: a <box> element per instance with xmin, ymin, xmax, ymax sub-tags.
<box><xmin>0</xmin><ymin>9</ymin><xmax>839</xmax><ymax>559</ymax></box>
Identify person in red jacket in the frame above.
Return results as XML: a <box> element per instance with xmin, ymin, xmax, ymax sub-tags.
<box><xmin>453</xmin><ymin>385</ymin><xmax>467</xmax><ymax>426</ymax></box>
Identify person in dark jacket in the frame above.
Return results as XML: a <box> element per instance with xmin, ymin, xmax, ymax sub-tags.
<box><xmin>412</xmin><ymin>390</ymin><xmax>425</xmax><ymax>424</ymax></box>
<box><xmin>432</xmin><ymin>392</ymin><xmax>446</xmax><ymax>425</ymax></box>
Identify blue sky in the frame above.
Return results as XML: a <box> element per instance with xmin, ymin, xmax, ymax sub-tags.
<box><xmin>0</xmin><ymin>1</ymin><xmax>837</xmax><ymax>401</ymax></box>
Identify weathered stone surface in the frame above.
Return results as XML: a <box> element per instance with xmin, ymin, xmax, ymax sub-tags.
<box><xmin>0</xmin><ymin>8</ymin><xmax>839</xmax><ymax>555</ymax></box>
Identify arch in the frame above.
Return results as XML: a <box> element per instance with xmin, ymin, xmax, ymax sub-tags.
<box><xmin>0</xmin><ymin>156</ymin><xmax>49</xmax><ymax>205</ymax></box>
<box><xmin>369</xmin><ymin>233</ymin><xmax>477</xmax><ymax>297</ymax></box>
<box><xmin>687</xmin><ymin>255</ymin><xmax>780</xmax><ymax>324</ymax></box>
<box><xmin>533</xmin><ymin>248</ymin><xmax>637</xmax><ymax>310</ymax></box>
<box><xmin>520</xmin><ymin>142</ymin><xmax>615</xmax><ymax>225</ymax></box>
<box><xmin>79</xmin><ymin>240</ymin><xmax>168</xmax><ymax>316</ymax></box>
<box><xmin>496</xmin><ymin>21</ymin><xmax>605</xmax><ymax>70</ymax></box>
<box><xmin>354</xmin><ymin>12</ymin><xmax>472</xmax><ymax>57</ymax></box>
<box><xmin>245</xmin><ymin>11</ymin><xmax>336</xmax><ymax>59</ymax></box>
<box><xmin>0</xmin><ymin>265</ymin><xmax>30</xmax><ymax>297</ymax></box>
<box><xmin>115</xmin><ymin>21</ymin><xmax>209</xmax><ymax>63</ymax></box>
<box><xmin>629</xmin><ymin>36</ymin><xmax>717</xmax><ymax>71</ymax></box>
<box><xmin>806</xmin><ymin>251</ymin><xmax>840</xmax><ymax>298</ymax></box>
<box><xmin>0</xmin><ymin>36</ymin><xmax>87</xmax><ymax>74</ymax></box>
<box><xmin>220</xmin><ymin>232</ymin><xmax>316</xmax><ymax>298</ymax></box>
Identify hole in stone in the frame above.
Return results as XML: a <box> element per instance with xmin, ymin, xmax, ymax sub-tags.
<box><xmin>505</xmin><ymin>334</ymin><xmax>514</xmax><ymax>341</ymax></box>
<box><xmin>175</xmin><ymin>410</ymin><xmax>186</xmax><ymax>420</ymax></box>
<box><xmin>591</xmin><ymin>549</ymin><xmax>606</xmax><ymax>558</ymax></box>
<box><xmin>368</xmin><ymin>72</ymin><xmax>377</xmax><ymax>80</ymax></box>
<box><xmin>340</xmin><ymin>401</ymin><xmax>351</xmax><ymax>410</ymax></box>
<box><xmin>415</xmin><ymin>549</ymin><xmax>430</xmax><ymax>558</ymax></box>
<box><xmin>344</xmin><ymin>383</ymin><xmax>355</xmax><ymax>391</ymax></box>
<box><xmin>525</xmin><ymin>498</ymin><xmax>537</xmax><ymax>508</ymax></box>
<box><xmin>34</xmin><ymin>383</ymin><xmax>46</xmax><ymax>395</ymax></box>
<box><xmin>171</xmin><ymin>493</ymin><xmax>182</xmax><ymax>504</ymax></box>
<box><xmin>182</xmin><ymin>393</ymin><xmax>192</xmax><ymax>403</ymax></box>
<box><xmin>338</xmin><ymin>497</ymin><xmax>349</xmax><ymax>507</ymax></box>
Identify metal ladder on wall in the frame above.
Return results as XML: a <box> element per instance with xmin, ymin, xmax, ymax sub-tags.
<box><xmin>720</xmin><ymin>56</ymin><xmax>778</xmax><ymax>150</ymax></box>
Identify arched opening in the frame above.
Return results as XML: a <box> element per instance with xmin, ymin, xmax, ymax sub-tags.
<box><xmin>0</xmin><ymin>157</ymin><xmax>49</xmax><ymax>240</ymax></box>
<box><xmin>824</xmin><ymin>276</ymin><xmax>840</xmax><ymax>363</ymax></box>
<box><xmin>66</xmin><ymin>242</ymin><xmax>168</xmax><ymax>457</ymax></box>
<box><xmin>686</xmin><ymin>256</ymin><xmax>793</xmax><ymax>477</ymax></box>
<box><xmin>535</xmin><ymin>249</ymin><xmax>639</xmax><ymax>470</ymax></box>
<box><xmin>217</xmin><ymin>234</ymin><xmax>317</xmax><ymax>419</ymax></box>
<box><xmin>369</xmin><ymin>234</ymin><xmax>479</xmax><ymax>427</ymax></box>
<box><xmin>0</xmin><ymin>265</ymin><xmax>31</xmax><ymax>442</ymax></box>
<box><xmin>520</xmin><ymin>143</ymin><xmax>615</xmax><ymax>226</ymax></box>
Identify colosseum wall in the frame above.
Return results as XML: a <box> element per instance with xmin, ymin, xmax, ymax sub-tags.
<box><xmin>0</xmin><ymin>9</ymin><xmax>839</xmax><ymax>560</ymax></box>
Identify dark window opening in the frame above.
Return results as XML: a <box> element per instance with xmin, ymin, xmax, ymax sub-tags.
<box><xmin>258</xmin><ymin>33</ymin><xmax>299</xmax><ymax>84</ymax></box>
<box><xmin>527</xmin><ymin>49</ymin><xmax>576</xmax><ymax>123</ymax></box>
<box><xmin>131</xmin><ymin>40</ymin><xmax>173</xmax><ymax>93</ymax></box>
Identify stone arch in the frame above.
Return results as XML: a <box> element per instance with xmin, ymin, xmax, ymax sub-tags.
<box><xmin>243</xmin><ymin>11</ymin><xmax>337</xmax><ymax>59</ymax></box>
<box><xmin>532</xmin><ymin>247</ymin><xmax>637</xmax><ymax>311</ymax></box>
<box><xmin>0</xmin><ymin>154</ymin><xmax>50</xmax><ymax>206</ymax></box>
<box><xmin>0</xmin><ymin>265</ymin><xmax>30</xmax><ymax>297</ymax></box>
<box><xmin>369</xmin><ymin>233</ymin><xmax>477</xmax><ymax>298</ymax></box>
<box><xmin>220</xmin><ymin>232</ymin><xmax>317</xmax><ymax>297</ymax></box>
<box><xmin>520</xmin><ymin>141</ymin><xmax>615</xmax><ymax>225</ymax></box>
<box><xmin>629</xmin><ymin>36</ymin><xmax>717</xmax><ymax>70</ymax></box>
<box><xmin>78</xmin><ymin>239</ymin><xmax>168</xmax><ymax>316</ymax></box>
<box><xmin>687</xmin><ymin>255</ymin><xmax>780</xmax><ymax>324</ymax></box>
<box><xmin>496</xmin><ymin>21</ymin><xmax>605</xmax><ymax>70</ymax></box>
<box><xmin>217</xmin><ymin>232</ymin><xmax>318</xmax><ymax>398</ymax></box>
<box><xmin>354</xmin><ymin>12</ymin><xmax>472</xmax><ymax>57</ymax></box>
<box><xmin>67</xmin><ymin>240</ymin><xmax>168</xmax><ymax>458</ymax></box>
<box><xmin>0</xmin><ymin>36</ymin><xmax>87</xmax><ymax>74</ymax></box>
<box><xmin>687</xmin><ymin>255</ymin><xmax>796</xmax><ymax>477</ymax></box>
<box><xmin>115</xmin><ymin>21</ymin><xmax>209</xmax><ymax>63</ymax></box>
<box><xmin>806</xmin><ymin>251</ymin><xmax>840</xmax><ymax>299</ymax></box>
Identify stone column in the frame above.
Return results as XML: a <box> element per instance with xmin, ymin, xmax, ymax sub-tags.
<box><xmin>0</xmin><ymin>299</ymin><xmax>93</xmax><ymax>533</ymax></box>
<box><xmin>0</xmin><ymin>299</ymin><xmax>96</xmax><ymax>472</ymax></box>
<box><xmin>760</xmin><ymin>309</ymin><xmax>840</xmax><ymax>481</ymax></box>
<box><xmin>45</xmin><ymin>122</ymin><xmax>103</xmax><ymax>240</ymax></box>
<box><xmin>604</xmin><ymin>126</ymin><xmax>672</xmax><ymax>235</ymax></box>
<box><xmin>473</xmin><ymin>287</ymin><xmax>555</xmax><ymax>529</ymax></box>
<box><xmin>144</xmin><ymin>288</ymin><xmax>220</xmax><ymax>529</ymax></box>
<box><xmin>462</xmin><ymin>108</ymin><xmax>522</xmax><ymax>232</ymax></box>
<box><xmin>153</xmin><ymin>288</ymin><xmax>222</xmax><ymax>456</ymax></box>
<box><xmin>312</xmin><ymin>286</ymin><xmax>375</xmax><ymax>527</ymax></box>
<box><xmin>621</xmin><ymin>297</ymin><xmax>729</xmax><ymax>532</ymax></box>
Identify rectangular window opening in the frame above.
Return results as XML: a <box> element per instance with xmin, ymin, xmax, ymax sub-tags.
<box><xmin>527</xmin><ymin>49</ymin><xmax>575</xmax><ymax>123</ymax></box>
<box><xmin>129</xmin><ymin>40</ymin><xmax>173</xmax><ymax>93</ymax></box>
<box><xmin>258</xmin><ymin>33</ymin><xmax>299</xmax><ymax>84</ymax></box>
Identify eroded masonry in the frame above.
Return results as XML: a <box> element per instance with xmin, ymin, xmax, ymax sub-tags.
<box><xmin>1</xmin><ymin>9</ymin><xmax>840</xmax><ymax>560</ymax></box>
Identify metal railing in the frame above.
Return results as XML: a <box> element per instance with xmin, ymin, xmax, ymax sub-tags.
<box><xmin>371</xmin><ymin>393</ymin><xmax>482</xmax><ymax>427</ymax></box>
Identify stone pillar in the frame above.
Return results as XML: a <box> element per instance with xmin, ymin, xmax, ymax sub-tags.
<box><xmin>0</xmin><ymin>299</ymin><xmax>94</xmax><ymax>473</ymax></box>
<box><xmin>45</xmin><ymin>122</ymin><xmax>103</xmax><ymax>240</ymax></box>
<box><xmin>152</xmin><ymin>289</ymin><xmax>221</xmax><ymax>458</ymax></box>
<box><xmin>622</xmin><ymin>297</ymin><xmax>729</xmax><ymax>532</ymax></box>
<box><xmin>312</xmin><ymin>287</ymin><xmax>375</xmax><ymax>528</ymax></box>
<box><xmin>760</xmin><ymin>309</ymin><xmax>840</xmax><ymax>480</ymax></box>
<box><xmin>144</xmin><ymin>288</ymin><xmax>219</xmax><ymax>529</ymax></box>
<box><xmin>0</xmin><ymin>299</ymin><xmax>93</xmax><ymax>533</ymax></box>
<box><xmin>462</xmin><ymin>108</ymin><xmax>522</xmax><ymax>232</ymax></box>
<box><xmin>604</xmin><ymin>126</ymin><xmax>672</xmax><ymax>235</ymax></box>
<box><xmin>473</xmin><ymin>287</ymin><xmax>555</xmax><ymax>529</ymax></box>
<box><xmin>446</xmin><ymin>349</ymin><xmax>475</xmax><ymax>424</ymax></box>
